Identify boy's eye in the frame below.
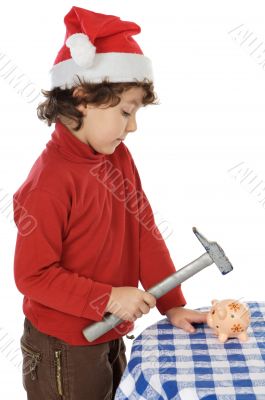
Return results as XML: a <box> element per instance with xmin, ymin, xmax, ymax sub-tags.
<box><xmin>122</xmin><ymin>111</ymin><xmax>131</xmax><ymax>117</ymax></box>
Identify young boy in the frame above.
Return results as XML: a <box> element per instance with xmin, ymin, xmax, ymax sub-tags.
<box><xmin>13</xmin><ymin>6</ymin><xmax>207</xmax><ymax>400</ymax></box>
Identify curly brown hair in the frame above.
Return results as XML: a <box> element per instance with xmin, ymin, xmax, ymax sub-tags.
<box><xmin>37</xmin><ymin>76</ymin><xmax>160</xmax><ymax>131</ymax></box>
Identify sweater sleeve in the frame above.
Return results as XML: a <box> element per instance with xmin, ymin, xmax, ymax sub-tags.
<box><xmin>127</xmin><ymin>151</ymin><xmax>187</xmax><ymax>314</ymax></box>
<box><xmin>13</xmin><ymin>188</ymin><xmax>112</xmax><ymax>321</ymax></box>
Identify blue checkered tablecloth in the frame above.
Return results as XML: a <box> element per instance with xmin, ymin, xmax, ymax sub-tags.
<box><xmin>115</xmin><ymin>302</ymin><xmax>265</xmax><ymax>400</ymax></box>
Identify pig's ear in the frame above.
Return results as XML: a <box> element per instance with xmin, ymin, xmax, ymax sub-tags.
<box><xmin>211</xmin><ymin>299</ymin><xmax>218</xmax><ymax>305</ymax></box>
<box><xmin>216</xmin><ymin>306</ymin><xmax>227</xmax><ymax>320</ymax></box>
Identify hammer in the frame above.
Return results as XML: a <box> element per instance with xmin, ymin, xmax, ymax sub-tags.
<box><xmin>82</xmin><ymin>227</ymin><xmax>233</xmax><ymax>342</ymax></box>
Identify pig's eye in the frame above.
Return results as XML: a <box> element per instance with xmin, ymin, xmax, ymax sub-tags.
<box><xmin>231</xmin><ymin>314</ymin><xmax>235</xmax><ymax>318</ymax></box>
<box><xmin>216</xmin><ymin>325</ymin><xmax>219</xmax><ymax>329</ymax></box>
<box><xmin>212</xmin><ymin>310</ymin><xmax>215</xmax><ymax>315</ymax></box>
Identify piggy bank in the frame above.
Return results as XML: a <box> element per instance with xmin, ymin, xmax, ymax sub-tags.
<box><xmin>207</xmin><ymin>299</ymin><xmax>251</xmax><ymax>343</ymax></box>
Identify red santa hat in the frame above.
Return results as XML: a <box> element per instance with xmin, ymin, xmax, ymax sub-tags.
<box><xmin>49</xmin><ymin>6</ymin><xmax>154</xmax><ymax>89</ymax></box>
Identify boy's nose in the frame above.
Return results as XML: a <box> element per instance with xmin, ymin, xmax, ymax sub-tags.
<box><xmin>126</xmin><ymin>118</ymin><xmax>137</xmax><ymax>133</ymax></box>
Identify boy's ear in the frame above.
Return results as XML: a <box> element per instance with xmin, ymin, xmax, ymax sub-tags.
<box><xmin>73</xmin><ymin>86</ymin><xmax>86</xmax><ymax>99</ymax></box>
<box><xmin>75</xmin><ymin>103</ymin><xmax>87</xmax><ymax>114</ymax></box>
<box><xmin>73</xmin><ymin>86</ymin><xmax>94</xmax><ymax>113</ymax></box>
<box><xmin>72</xmin><ymin>87</ymin><xmax>88</xmax><ymax>114</ymax></box>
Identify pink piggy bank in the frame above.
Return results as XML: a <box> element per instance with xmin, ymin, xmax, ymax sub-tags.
<box><xmin>207</xmin><ymin>299</ymin><xmax>251</xmax><ymax>343</ymax></box>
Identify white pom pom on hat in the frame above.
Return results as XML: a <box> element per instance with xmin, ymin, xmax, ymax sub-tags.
<box><xmin>49</xmin><ymin>6</ymin><xmax>154</xmax><ymax>89</ymax></box>
<box><xmin>66</xmin><ymin>33</ymin><xmax>96</xmax><ymax>68</ymax></box>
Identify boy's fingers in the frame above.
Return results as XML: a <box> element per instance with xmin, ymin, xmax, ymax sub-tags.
<box><xmin>139</xmin><ymin>302</ymin><xmax>151</xmax><ymax>315</ymax></box>
<box><xmin>191</xmin><ymin>311</ymin><xmax>208</xmax><ymax>323</ymax></box>
<box><xmin>177</xmin><ymin>320</ymin><xmax>195</xmax><ymax>333</ymax></box>
<box><xmin>143</xmin><ymin>293</ymin><xmax>156</xmax><ymax>308</ymax></box>
<box><xmin>134</xmin><ymin>310</ymin><xmax>143</xmax><ymax>318</ymax></box>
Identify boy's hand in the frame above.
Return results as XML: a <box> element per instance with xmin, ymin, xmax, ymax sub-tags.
<box><xmin>165</xmin><ymin>307</ymin><xmax>208</xmax><ymax>333</ymax></box>
<box><xmin>105</xmin><ymin>287</ymin><xmax>156</xmax><ymax>322</ymax></box>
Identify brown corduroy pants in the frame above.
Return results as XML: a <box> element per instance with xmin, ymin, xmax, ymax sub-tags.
<box><xmin>20</xmin><ymin>317</ymin><xmax>127</xmax><ymax>400</ymax></box>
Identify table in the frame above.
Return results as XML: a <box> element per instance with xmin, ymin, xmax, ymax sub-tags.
<box><xmin>115</xmin><ymin>302</ymin><xmax>265</xmax><ymax>399</ymax></box>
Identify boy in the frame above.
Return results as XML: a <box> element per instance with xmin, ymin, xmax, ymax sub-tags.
<box><xmin>13</xmin><ymin>6</ymin><xmax>207</xmax><ymax>400</ymax></box>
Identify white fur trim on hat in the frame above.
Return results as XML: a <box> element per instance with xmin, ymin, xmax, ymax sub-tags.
<box><xmin>49</xmin><ymin>52</ymin><xmax>154</xmax><ymax>89</ymax></box>
<box><xmin>66</xmin><ymin>33</ymin><xmax>96</xmax><ymax>68</ymax></box>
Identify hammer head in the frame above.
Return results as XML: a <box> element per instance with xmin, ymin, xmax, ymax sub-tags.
<box><xmin>192</xmin><ymin>227</ymin><xmax>233</xmax><ymax>275</ymax></box>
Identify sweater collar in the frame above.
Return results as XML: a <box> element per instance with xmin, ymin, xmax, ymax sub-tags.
<box><xmin>47</xmin><ymin>119</ymin><xmax>106</xmax><ymax>163</ymax></box>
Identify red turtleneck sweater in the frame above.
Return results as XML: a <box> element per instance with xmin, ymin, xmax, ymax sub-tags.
<box><xmin>13</xmin><ymin>120</ymin><xmax>186</xmax><ymax>345</ymax></box>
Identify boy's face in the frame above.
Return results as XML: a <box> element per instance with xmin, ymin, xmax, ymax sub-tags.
<box><xmin>60</xmin><ymin>86</ymin><xmax>145</xmax><ymax>155</ymax></box>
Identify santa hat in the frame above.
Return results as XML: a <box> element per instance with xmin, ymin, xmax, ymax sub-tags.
<box><xmin>49</xmin><ymin>6</ymin><xmax>154</xmax><ymax>89</ymax></box>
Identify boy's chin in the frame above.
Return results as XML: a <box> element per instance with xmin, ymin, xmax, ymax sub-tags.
<box><xmin>94</xmin><ymin>140</ymin><xmax>121</xmax><ymax>155</ymax></box>
<box><xmin>104</xmin><ymin>143</ymin><xmax>121</xmax><ymax>154</ymax></box>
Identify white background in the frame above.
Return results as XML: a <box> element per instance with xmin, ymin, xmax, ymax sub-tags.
<box><xmin>0</xmin><ymin>0</ymin><xmax>265</xmax><ymax>398</ymax></box>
